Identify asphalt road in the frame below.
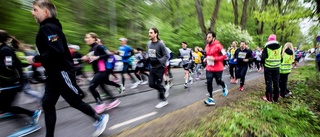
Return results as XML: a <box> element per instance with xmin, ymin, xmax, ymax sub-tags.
<box><xmin>1</xmin><ymin>67</ymin><xmax>264</xmax><ymax>137</ymax></box>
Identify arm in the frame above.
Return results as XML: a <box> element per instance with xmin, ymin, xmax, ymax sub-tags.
<box><xmin>212</xmin><ymin>46</ymin><xmax>227</xmax><ymax>61</ymax></box>
<box><xmin>159</xmin><ymin>43</ymin><xmax>169</xmax><ymax>64</ymax></box>
<box><xmin>261</xmin><ymin>48</ymin><xmax>268</xmax><ymax>64</ymax></box>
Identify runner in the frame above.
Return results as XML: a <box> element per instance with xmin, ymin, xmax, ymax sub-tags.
<box><xmin>228</xmin><ymin>41</ymin><xmax>238</xmax><ymax>83</ymax></box>
<box><xmin>261</xmin><ymin>34</ymin><xmax>282</xmax><ymax>103</ymax></box>
<box><xmin>26</xmin><ymin>1</ymin><xmax>109</xmax><ymax>136</ymax></box>
<box><xmin>233</xmin><ymin>41</ymin><xmax>253</xmax><ymax>91</ymax></box>
<box><xmin>163</xmin><ymin>46</ymin><xmax>173</xmax><ymax>96</ymax></box>
<box><xmin>279</xmin><ymin>42</ymin><xmax>294</xmax><ymax>98</ymax></box>
<box><xmin>178</xmin><ymin>42</ymin><xmax>193</xmax><ymax>88</ymax></box>
<box><xmin>82</xmin><ymin>32</ymin><xmax>121</xmax><ymax>113</ymax></box>
<box><xmin>0</xmin><ymin>29</ymin><xmax>42</xmax><ymax>126</ymax></box>
<box><xmin>193</xmin><ymin>46</ymin><xmax>203</xmax><ymax>80</ymax></box>
<box><xmin>147</xmin><ymin>27</ymin><xmax>169</xmax><ymax>108</ymax></box>
<box><xmin>68</xmin><ymin>44</ymin><xmax>89</xmax><ymax>86</ymax></box>
<box><xmin>133</xmin><ymin>48</ymin><xmax>149</xmax><ymax>85</ymax></box>
<box><xmin>255</xmin><ymin>47</ymin><xmax>263</xmax><ymax>72</ymax></box>
<box><xmin>203</xmin><ymin>31</ymin><xmax>228</xmax><ymax>106</ymax></box>
<box><xmin>118</xmin><ymin>38</ymin><xmax>139</xmax><ymax>89</ymax></box>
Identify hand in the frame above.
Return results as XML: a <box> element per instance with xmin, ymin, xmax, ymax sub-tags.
<box><xmin>234</xmin><ymin>59</ymin><xmax>237</xmax><ymax>62</ymax></box>
<box><xmin>203</xmin><ymin>58</ymin><xmax>207</xmax><ymax>62</ymax></box>
<box><xmin>207</xmin><ymin>56</ymin><xmax>214</xmax><ymax>61</ymax></box>
<box><xmin>89</xmin><ymin>56</ymin><xmax>99</xmax><ymax>62</ymax></box>
<box><xmin>243</xmin><ymin>59</ymin><xmax>249</xmax><ymax>62</ymax></box>
<box><xmin>25</xmin><ymin>56</ymin><xmax>35</xmax><ymax>64</ymax></box>
<box><xmin>81</xmin><ymin>55</ymin><xmax>89</xmax><ymax>61</ymax></box>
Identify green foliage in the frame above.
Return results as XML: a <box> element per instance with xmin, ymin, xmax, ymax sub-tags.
<box><xmin>215</xmin><ymin>22</ymin><xmax>255</xmax><ymax>49</ymax></box>
<box><xmin>181</xmin><ymin>64</ymin><xmax>320</xmax><ymax>137</ymax></box>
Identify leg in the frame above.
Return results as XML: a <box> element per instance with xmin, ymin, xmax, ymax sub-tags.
<box><xmin>89</xmin><ymin>72</ymin><xmax>106</xmax><ymax>104</ymax></box>
<box><xmin>272</xmin><ymin>69</ymin><xmax>280</xmax><ymax>102</ymax></box>
<box><xmin>206</xmin><ymin>71</ymin><xmax>214</xmax><ymax>98</ymax></box>
<box><xmin>239</xmin><ymin>66</ymin><xmax>248</xmax><ymax>87</ymax></box>
<box><xmin>279</xmin><ymin>73</ymin><xmax>286</xmax><ymax>97</ymax></box>
<box><xmin>264</xmin><ymin>68</ymin><xmax>273</xmax><ymax>101</ymax></box>
<box><xmin>134</xmin><ymin>68</ymin><xmax>142</xmax><ymax>81</ymax></box>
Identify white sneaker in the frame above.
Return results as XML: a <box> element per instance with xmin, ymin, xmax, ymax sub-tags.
<box><xmin>141</xmin><ymin>81</ymin><xmax>148</xmax><ymax>85</ymax></box>
<box><xmin>130</xmin><ymin>82</ymin><xmax>139</xmax><ymax>89</ymax></box>
<box><xmin>155</xmin><ymin>101</ymin><xmax>168</xmax><ymax>108</ymax></box>
<box><xmin>164</xmin><ymin>85</ymin><xmax>170</xmax><ymax>98</ymax></box>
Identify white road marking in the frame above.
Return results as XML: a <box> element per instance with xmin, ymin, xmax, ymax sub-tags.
<box><xmin>108</xmin><ymin>111</ymin><xmax>158</xmax><ymax>130</ymax></box>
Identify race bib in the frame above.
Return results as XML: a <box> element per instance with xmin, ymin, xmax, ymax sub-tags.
<box><xmin>5</xmin><ymin>56</ymin><xmax>12</xmax><ymax>66</ymax></box>
<box><xmin>73</xmin><ymin>59</ymin><xmax>79</xmax><ymax>64</ymax></box>
<box><xmin>183</xmin><ymin>56</ymin><xmax>189</xmax><ymax>61</ymax></box>
<box><xmin>108</xmin><ymin>58</ymin><xmax>114</xmax><ymax>63</ymax></box>
<box><xmin>207</xmin><ymin>60</ymin><xmax>214</xmax><ymax>66</ymax></box>
<box><xmin>148</xmin><ymin>49</ymin><xmax>156</xmax><ymax>57</ymax></box>
<box><xmin>238</xmin><ymin>52</ymin><xmax>247</xmax><ymax>59</ymax></box>
<box><xmin>119</xmin><ymin>51</ymin><xmax>125</xmax><ymax>56</ymax></box>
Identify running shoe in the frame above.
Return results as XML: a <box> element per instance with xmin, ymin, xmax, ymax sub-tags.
<box><xmin>113</xmin><ymin>78</ymin><xmax>119</xmax><ymax>83</ymax></box>
<box><xmin>0</xmin><ymin>112</ymin><xmax>13</xmax><ymax>119</ymax></box>
<box><xmin>92</xmin><ymin>114</ymin><xmax>109</xmax><ymax>137</ymax></box>
<box><xmin>234</xmin><ymin>79</ymin><xmax>239</xmax><ymax>84</ymax></box>
<box><xmin>141</xmin><ymin>81</ymin><xmax>148</xmax><ymax>85</ymax></box>
<box><xmin>94</xmin><ymin>103</ymin><xmax>107</xmax><ymax>114</ymax></box>
<box><xmin>31</xmin><ymin>110</ymin><xmax>42</xmax><ymax>125</ymax></box>
<box><xmin>230</xmin><ymin>78</ymin><xmax>235</xmax><ymax>83</ymax></box>
<box><xmin>155</xmin><ymin>101</ymin><xmax>168</xmax><ymax>108</ymax></box>
<box><xmin>204</xmin><ymin>97</ymin><xmax>215</xmax><ymax>106</ymax></box>
<box><xmin>130</xmin><ymin>82</ymin><xmax>140</xmax><ymax>89</ymax></box>
<box><xmin>117</xmin><ymin>85</ymin><xmax>124</xmax><ymax>94</ymax></box>
<box><xmin>184</xmin><ymin>83</ymin><xmax>188</xmax><ymax>88</ymax></box>
<box><xmin>106</xmin><ymin>99</ymin><xmax>121</xmax><ymax>110</ymax></box>
<box><xmin>239</xmin><ymin>86</ymin><xmax>244</xmax><ymax>91</ymax></box>
<box><xmin>222</xmin><ymin>84</ymin><xmax>228</xmax><ymax>97</ymax></box>
<box><xmin>285</xmin><ymin>92</ymin><xmax>293</xmax><ymax>98</ymax></box>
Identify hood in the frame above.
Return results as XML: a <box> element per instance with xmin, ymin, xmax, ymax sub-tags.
<box><xmin>265</xmin><ymin>41</ymin><xmax>281</xmax><ymax>50</ymax></box>
<box><xmin>40</xmin><ymin>17</ymin><xmax>62</xmax><ymax>30</ymax></box>
<box><xmin>285</xmin><ymin>48</ymin><xmax>293</xmax><ymax>55</ymax></box>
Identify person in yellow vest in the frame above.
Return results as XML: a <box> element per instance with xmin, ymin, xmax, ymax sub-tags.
<box><xmin>261</xmin><ymin>34</ymin><xmax>282</xmax><ymax>103</ymax></box>
<box><xmin>279</xmin><ymin>42</ymin><xmax>294</xmax><ymax>98</ymax></box>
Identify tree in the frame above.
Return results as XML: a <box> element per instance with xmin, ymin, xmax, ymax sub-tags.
<box><xmin>240</xmin><ymin>0</ymin><xmax>249</xmax><ymax>30</ymax></box>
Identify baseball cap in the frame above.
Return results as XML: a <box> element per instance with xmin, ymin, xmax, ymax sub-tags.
<box><xmin>119</xmin><ymin>38</ymin><xmax>128</xmax><ymax>41</ymax></box>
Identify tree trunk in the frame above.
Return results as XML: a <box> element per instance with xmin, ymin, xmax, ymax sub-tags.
<box><xmin>209</xmin><ymin>0</ymin><xmax>222</xmax><ymax>32</ymax></box>
<box><xmin>195</xmin><ymin>0</ymin><xmax>207</xmax><ymax>39</ymax></box>
<box><xmin>231</xmin><ymin>0</ymin><xmax>239</xmax><ymax>26</ymax></box>
<box><xmin>240</xmin><ymin>0</ymin><xmax>249</xmax><ymax>30</ymax></box>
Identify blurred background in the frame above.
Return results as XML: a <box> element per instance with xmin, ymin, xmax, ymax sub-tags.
<box><xmin>0</xmin><ymin>0</ymin><xmax>319</xmax><ymax>55</ymax></box>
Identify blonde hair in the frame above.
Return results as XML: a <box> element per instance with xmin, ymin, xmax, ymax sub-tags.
<box><xmin>194</xmin><ymin>46</ymin><xmax>200</xmax><ymax>52</ymax></box>
<box><xmin>86</xmin><ymin>32</ymin><xmax>99</xmax><ymax>41</ymax></box>
<box><xmin>282</xmin><ymin>42</ymin><xmax>295</xmax><ymax>58</ymax></box>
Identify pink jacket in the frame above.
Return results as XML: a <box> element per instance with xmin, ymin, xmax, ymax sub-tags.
<box><xmin>205</xmin><ymin>40</ymin><xmax>227</xmax><ymax>72</ymax></box>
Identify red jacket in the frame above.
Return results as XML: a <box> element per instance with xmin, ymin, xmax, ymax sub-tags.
<box><xmin>205</xmin><ymin>40</ymin><xmax>226</xmax><ymax>72</ymax></box>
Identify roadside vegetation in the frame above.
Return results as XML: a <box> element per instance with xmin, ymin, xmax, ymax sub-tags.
<box><xmin>182</xmin><ymin>63</ymin><xmax>320</xmax><ymax>137</ymax></box>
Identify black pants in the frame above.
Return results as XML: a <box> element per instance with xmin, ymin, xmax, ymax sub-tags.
<box><xmin>255</xmin><ymin>60</ymin><xmax>261</xmax><ymax>70</ymax></box>
<box><xmin>89</xmin><ymin>71</ymin><xmax>117</xmax><ymax>103</ymax></box>
<box><xmin>134</xmin><ymin>67</ymin><xmax>149</xmax><ymax>81</ymax></box>
<box><xmin>121</xmin><ymin>62</ymin><xmax>135</xmax><ymax>86</ymax></box>
<box><xmin>0</xmin><ymin>86</ymin><xmax>34</xmax><ymax>116</ymax></box>
<box><xmin>206</xmin><ymin>71</ymin><xmax>225</xmax><ymax>98</ymax></box>
<box><xmin>264</xmin><ymin>68</ymin><xmax>280</xmax><ymax>102</ymax></box>
<box><xmin>149</xmin><ymin>67</ymin><xmax>166</xmax><ymax>101</ymax></box>
<box><xmin>229</xmin><ymin>63</ymin><xmax>237</xmax><ymax>79</ymax></box>
<box><xmin>236</xmin><ymin>65</ymin><xmax>248</xmax><ymax>86</ymax></box>
<box><xmin>43</xmin><ymin>71</ymin><xmax>99</xmax><ymax>137</ymax></box>
<box><xmin>279</xmin><ymin>73</ymin><xmax>290</xmax><ymax>97</ymax></box>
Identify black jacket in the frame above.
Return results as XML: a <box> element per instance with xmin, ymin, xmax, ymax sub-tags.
<box><xmin>88</xmin><ymin>43</ymin><xmax>109</xmax><ymax>73</ymax></box>
<box><xmin>33</xmin><ymin>18</ymin><xmax>74</xmax><ymax>75</ymax></box>
<box><xmin>0</xmin><ymin>43</ymin><xmax>23</xmax><ymax>87</ymax></box>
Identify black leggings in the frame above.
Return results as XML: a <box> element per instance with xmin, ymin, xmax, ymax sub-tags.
<box><xmin>121</xmin><ymin>62</ymin><xmax>135</xmax><ymax>86</ymax></box>
<box><xmin>236</xmin><ymin>65</ymin><xmax>248</xmax><ymax>86</ymax></box>
<box><xmin>229</xmin><ymin>64</ymin><xmax>236</xmax><ymax>79</ymax></box>
<box><xmin>89</xmin><ymin>71</ymin><xmax>118</xmax><ymax>104</ymax></box>
<box><xmin>0</xmin><ymin>86</ymin><xmax>34</xmax><ymax>116</ymax></box>
<box><xmin>206</xmin><ymin>71</ymin><xmax>225</xmax><ymax>98</ymax></box>
<box><xmin>134</xmin><ymin>67</ymin><xmax>149</xmax><ymax>81</ymax></box>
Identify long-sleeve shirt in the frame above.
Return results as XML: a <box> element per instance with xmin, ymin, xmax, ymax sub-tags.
<box><xmin>147</xmin><ymin>40</ymin><xmax>169</xmax><ymax>68</ymax></box>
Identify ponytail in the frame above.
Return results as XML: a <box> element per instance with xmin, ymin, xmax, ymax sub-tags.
<box><xmin>0</xmin><ymin>30</ymin><xmax>21</xmax><ymax>49</ymax></box>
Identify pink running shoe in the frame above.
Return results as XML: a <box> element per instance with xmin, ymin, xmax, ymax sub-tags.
<box><xmin>113</xmin><ymin>78</ymin><xmax>119</xmax><ymax>83</ymax></box>
<box><xmin>94</xmin><ymin>103</ymin><xmax>107</xmax><ymax>114</ymax></box>
<box><xmin>106</xmin><ymin>99</ymin><xmax>121</xmax><ymax>110</ymax></box>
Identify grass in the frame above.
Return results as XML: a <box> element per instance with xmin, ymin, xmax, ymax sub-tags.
<box><xmin>181</xmin><ymin>62</ymin><xmax>320</xmax><ymax>137</ymax></box>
